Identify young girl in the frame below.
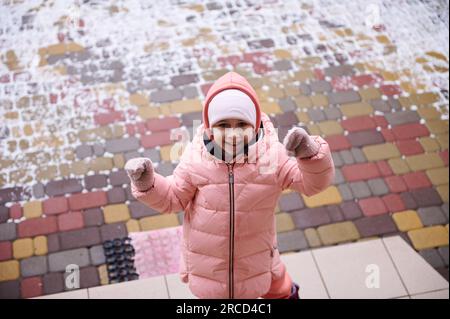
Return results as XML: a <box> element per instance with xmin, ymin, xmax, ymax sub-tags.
<box><xmin>125</xmin><ymin>72</ymin><xmax>335</xmax><ymax>299</ymax></box>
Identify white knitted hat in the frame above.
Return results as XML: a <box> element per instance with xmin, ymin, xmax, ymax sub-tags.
<box><xmin>207</xmin><ymin>89</ymin><xmax>256</xmax><ymax>128</ymax></box>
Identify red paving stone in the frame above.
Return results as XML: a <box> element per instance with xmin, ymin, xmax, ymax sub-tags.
<box><xmin>146</xmin><ymin>116</ymin><xmax>181</xmax><ymax>132</ymax></box>
<box><xmin>385</xmin><ymin>175</ymin><xmax>408</xmax><ymax>193</ymax></box>
<box><xmin>380</xmin><ymin>128</ymin><xmax>396</xmax><ymax>142</ymax></box>
<box><xmin>351</xmin><ymin>73</ymin><xmax>383</xmax><ymax>87</ymax></box>
<box><xmin>43</xmin><ymin>197</ymin><xmax>69</xmax><ymax>215</ymax></box>
<box><xmin>9</xmin><ymin>203</ymin><xmax>22</xmax><ymax>219</ymax></box>
<box><xmin>94</xmin><ymin>110</ymin><xmax>125</xmax><ymax>126</ymax></box>
<box><xmin>395</xmin><ymin>139</ymin><xmax>425</xmax><ymax>156</ymax></box>
<box><xmin>21</xmin><ymin>277</ymin><xmax>43</xmax><ymax>299</ymax></box>
<box><xmin>380</xmin><ymin>84</ymin><xmax>402</xmax><ymax>96</ymax></box>
<box><xmin>341</xmin><ymin>115</ymin><xmax>377</xmax><ymax>132</ymax></box>
<box><xmin>439</xmin><ymin>150</ymin><xmax>448</xmax><ymax>166</ymax></box>
<box><xmin>382</xmin><ymin>193</ymin><xmax>406</xmax><ymax>213</ymax></box>
<box><xmin>376</xmin><ymin>160</ymin><xmax>394</xmax><ymax>177</ymax></box>
<box><xmin>68</xmin><ymin>191</ymin><xmax>108</xmax><ymax>211</ymax></box>
<box><xmin>342</xmin><ymin>163</ymin><xmax>381</xmax><ymax>182</ymax></box>
<box><xmin>391</xmin><ymin>123</ymin><xmax>430</xmax><ymax>140</ymax></box>
<box><xmin>140</xmin><ymin>131</ymin><xmax>173</xmax><ymax>148</ymax></box>
<box><xmin>57</xmin><ymin>211</ymin><xmax>84</xmax><ymax>232</ymax></box>
<box><xmin>402</xmin><ymin>171</ymin><xmax>432</xmax><ymax>190</ymax></box>
<box><xmin>0</xmin><ymin>241</ymin><xmax>12</xmax><ymax>261</ymax></box>
<box><xmin>359</xmin><ymin>197</ymin><xmax>389</xmax><ymax>216</ymax></box>
<box><xmin>372</xmin><ymin>115</ymin><xmax>389</xmax><ymax>128</ymax></box>
<box><xmin>325</xmin><ymin>135</ymin><xmax>352</xmax><ymax>151</ymax></box>
<box><xmin>18</xmin><ymin>216</ymin><xmax>58</xmax><ymax>237</ymax></box>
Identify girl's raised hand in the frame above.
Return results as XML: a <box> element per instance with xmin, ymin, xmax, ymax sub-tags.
<box><xmin>283</xmin><ymin>127</ymin><xmax>320</xmax><ymax>159</ymax></box>
<box><xmin>124</xmin><ymin>157</ymin><xmax>155</xmax><ymax>192</ymax></box>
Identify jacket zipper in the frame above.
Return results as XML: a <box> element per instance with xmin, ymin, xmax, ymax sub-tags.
<box><xmin>227</xmin><ymin>162</ymin><xmax>235</xmax><ymax>299</ymax></box>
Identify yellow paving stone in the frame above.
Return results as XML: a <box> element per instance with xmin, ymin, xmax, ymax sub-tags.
<box><xmin>295</xmin><ymin>111</ymin><xmax>310</xmax><ymax>124</ymax></box>
<box><xmin>260</xmin><ymin>101</ymin><xmax>282</xmax><ymax>114</ymax></box>
<box><xmin>23</xmin><ymin>201</ymin><xmax>43</xmax><ymax>219</ymax></box>
<box><xmin>426</xmin><ymin>167</ymin><xmax>449</xmax><ymax>186</ymax></box>
<box><xmin>103</xmin><ymin>204</ymin><xmax>131</xmax><ymax>224</ymax></box>
<box><xmin>340</xmin><ymin>102</ymin><xmax>373</xmax><ymax>118</ymax></box>
<box><xmin>302</xmin><ymin>186</ymin><xmax>342</xmax><ymax>208</ymax></box>
<box><xmin>70</xmin><ymin>160</ymin><xmax>90</xmax><ymax>176</ymax></box>
<box><xmin>310</xmin><ymin>94</ymin><xmax>328</xmax><ymax>107</ymax></box>
<box><xmin>388</xmin><ymin>158</ymin><xmax>411</xmax><ymax>175</ymax></box>
<box><xmin>304</xmin><ymin>228</ymin><xmax>322</xmax><ymax>248</ymax></box>
<box><xmin>170</xmin><ymin>99</ymin><xmax>202</xmax><ymax>114</ymax></box>
<box><xmin>113</xmin><ymin>154</ymin><xmax>125</xmax><ymax>169</ymax></box>
<box><xmin>47</xmin><ymin>43</ymin><xmax>66</xmax><ymax>56</ymax></box>
<box><xmin>417</xmin><ymin>107</ymin><xmax>442</xmax><ymax>120</ymax></box>
<box><xmin>276</xmin><ymin>213</ymin><xmax>296</xmax><ymax>233</ymax></box>
<box><xmin>13</xmin><ymin>238</ymin><xmax>34</xmax><ymax>259</ymax></box>
<box><xmin>33</xmin><ymin>236</ymin><xmax>48</xmax><ymax>256</ymax></box>
<box><xmin>363</xmin><ymin>143</ymin><xmax>401</xmax><ymax>161</ymax></box>
<box><xmin>317</xmin><ymin>221</ymin><xmax>360</xmax><ymax>245</ymax></box>
<box><xmin>90</xmin><ymin>157</ymin><xmax>114</xmax><ymax>172</ymax></box>
<box><xmin>381</xmin><ymin>70</ymin><xmax>399</xmax><ymax>82</ymax></box>
<box><xmin>408</xmin><ymin>226</ymin><xmax>449</xmax><ymax>250</ymax></box>
<box><xmin>437</xmin><ymin>184</ymin><xmax>449</xmax><ymax>203</ymax></box>
<box><xmin>139</xmin><ymin>214</ymin><xmax>180</xmax><ymax>231</ymax></box>
<box><xmin>98</xmin><ymin>264</ymin><xmax>109</xmax><ymax>285</ymax></box>
<box><xmin>284</xmin><ymin>84</ymin><xmax>301</xmax><ymax>96</ymax></box>
<box><xmin>436</xmin><ymin>133</ymin><xmax>449</xmax><ymax>150</ymax></box>
<box><xmin>129</xmin><ymin>93</ymin><xmax>149</xmax><ymax>106</ymax></box>
<box><xmin>398</xmin><ymin>96</ymin><xmax>412</xmax><ymax>109</ymax></box>
<box><xmin>392</xmin><ymin>210</ymin><xmax>423</xmax><ymax>232</ymax></box>
<box><xmin>0</xmin><ymin>260</ymin><xmax>20</xmax><ymax>282</ymax></box>
<box><xmin>160</xmin><ymin>144</ymin><xmax>178</xmax><ymax>162</ymax></box>
<box><xmin>137</xmin><ymin>106</ymin><xmax>160</xmax><ymax>119</ymax></box>
<box><xmin>425</xmin><ymin>119</ymin><xmax>449</xmax><ymax>135</ymax></box>
<box><xmin>419</xmin><ymin>137</ymin><xmax>441</xmax><ymax>152</ymax></box>
<box><xmin>415</xmin><ymin>92</ymin><xmax>440</xmax><ymax>105</ymax></box>
<box><xmin>306</xmin><ymin>124</ymin><xmax>321</xmax><ymax>136</ymax></box>
<box><xmin>274</xmin><ymin>49</ymin><xmax>292</xmax><ymax>59</ymax></box>
<box><xmin>126</xmin><ymin>219</ymin><xmax>141</xmax><ymax>233</ymax></box>
<box><xmin>317</xmin><ymin>121</ymin><xmax>344</xmax><ymax>136</ymax></box>
<box><xmin>405</xmin><ymin>153</ymin><xmax>444</xmax><ymax>172</ymax></box>
<box><xmin>65</xmin><ymin>42</ymin><xmax>85</xmax><ymax>53</ymax></box>
<box><xmin>293</xmin><ymin>70</ymin><xmax>315</xmax><ymax>82</ymax></box>
<box><xmin>358</xmin><ymin>87</ymin><xmax>381</xmax><ymax>101</ymax></box>
<box><xmin>267</xmin><ymin>86</ymin><xmax>285</xmax><ymax>99</ymax></box>
<box><xmin>294</xmin><ymin>96</ymin><xmax>313</xmax><ymax>109</ymax></box>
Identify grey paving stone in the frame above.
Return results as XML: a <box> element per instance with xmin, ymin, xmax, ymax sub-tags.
<box><xmin>100</xmin><ymin>222</ymin><xmax>127</xmax><ymax>241</ymax></box>
<box><xmin>324</xmin><ymin>64</ymin><xmax>355</xmax><ymax>77</ymax></box>
<box><xmin>84</xmin><ymin>174</ymin><xmax>108</xmax><ymax>190</ymax></box>
<box><xmin>328</xmin><ymin>91</ymin><xmax>361</xmax><ymax>105</ymax></box>
<box><xmin>170</xmin><ymin>74</ymin><xmax>198</xmax><ymax>87</ymax></box>
<box><xmin>354</xmin><ymin>215</ymin><xmax>397</xmax><ymax>237</ymax></box>
<box><xmin>43</xmin><ymin>272</ymin><xmax>65</xmax><ymax>295</ymax></box>
<box><xmin>150</xmin><ymin>88</ymin><xmax>183</xmax><ymax>103</ymax></box>
<box><xmin>129</xmin><ymin>201</ymin><xmax>158</xmax><ymax>219</ymax></box>
<box><xmin>32</xmin><ymin>182</ymin><xmax>45</xmax><ymax>199</ymax></box>
<box><xmin>278</xmin><ymin>192</ymin><xmax>304</xmax><ymax>212</ymax></box>
<box><xmin>307</xmin><ymin>108</ymin><xmax>326</xmax><ymax>122</ymax></box>
<box><xmin>291</xmin><ymin>207</ymin><xmax>331</xmax><ymax>229</ymax></box>
<box><xmin>273</xmin><ymin>60</ymin><xmax>292</xmax><ymax>71</ymax></box>
<box><xmin>59</xmin><ymin>227</ymin><xmax>102</xmax><ymax>250</ymax></box>
<box><xmin>324</xmin><ymin>107</ymin><xmax>342</xmax><ymax>120</ymax></box>
<box><xmin>278</xmin><ymin>98</ymin><xmax>297</xmax><ymax>112</ymax></box>
<box><xmin>438</xmin><ymin>246</ymin><xmax>449</xmax><ymax>266</ymax></box>
<box><xmin>45</xmin><ymin>178</ymin><xmax>83</xmax><ymax>197</ymax></box>
<box><xmin>417</xmin><ymin>206</ymin><xmax>448</xmax><ymax>226</ymax></box>
<box><xmin>347</xmin><ymin>130</ymin><xmax>385</xmax><ymax>147</ymax></box>
<box><xmin>107</xmin><ymin>187</ymin><xmax>126</xmax><ymax>204</ymax></box>
<box><xmin>351</xmin><ymin>147</ymin><xmax>366</xmax><ymax>163</ymax></box>
<box><xmin>327</xmin><ymin>205</ymin><xmax>344</xmax><ymax>222</ymax></box>
<box><xmin>105</xmin><ymin>137</ymin><xmax>140</xmax><ymax>154</ymax></box>
<box><xmin>109</xmin><ymin>170</ymin><xmax>130</xmax><ymax>186</ymax></box>
<box><xmin>48</xmin><ymin>248</ymin><xmax>90</xmax><ymax>272</ymax></box>
<box><xmin>277</xmin><ymin>230</ymin><xmax>308</xmax><ymax>253</ymax></box>
<box><xmin>338</xmin><ymin>184</ymin><xmax>354</xmax><ymax>201</ymax></box>
<box><xmin>340</xmin><ymin>201</ymin><xmax>363</xmax><ymax>220</ymax></box>
<box><xmin>310</xmin><ymin>80</ymin><xmax>332</xmax><ymax>93</ymax></box>
<box><xmin>0</xmin><ymin>222</ymin><xmax>16</xmax><ymax>241</ymax></box>
<box><xmin>331</xmin><ymin>152</ymin><xmax>343</xmax><ymax>167</ymax></box>
<box><xmin>340</xmin><ymin>150</ymin><xmax>355</xmax><ymax>165</ymax></box>
<box><xmin>20</xmin><ymin>256</ymin><xmax>48</xmax><ymax>277</ymax></box>
<box><xmin>89</xmin><ymin>245</ymin><xmax>106</xmax><ymax>266</ymax></box>
<box><xmin>385</xmin><ymin>110</ymin><xmax>420</xmax><ymax>127</ymax></box>
<box><xmin>441</xmin><ymin>203</ymin><xmax>449</xmax><ymax>221</ymax></box>
<box><xmin>182</xmin><ymin>86</ymin><xmax>199</xmax><ymax>99</ymax></box>
<box><xmin>368</xmin><ymin>178</ymin><xmax>390</xmax><ymax>196</ymax></box>
<box><xmin>75</xmin><ymin>144</ymin><xmax>93</xmax><ymax>159</ymax></box>
<box><xmin>0</xmin><ymin>205</ymin><xmax>8</xmax><ymax>223</ymax></box>
<box><xmin>349</xmin><ymin>181</ymin><xmax>372</xmax><ymax>199</ymax></box>
<box><xmin>419</xmin><ymin>248</ymin><xmax>446</xmax><ymax>268</ymax></box>
<box><xmin>0</xmin><ymin>280</ymin><xmax>20</xmax><ymax>299</ymax></box>
<box><xmin>333</xmin><ymin>168</ymin><xmax>345</xmax><ymax>185</ymax></box>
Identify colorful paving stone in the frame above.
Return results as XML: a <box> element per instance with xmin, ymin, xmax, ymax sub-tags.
<box><xmin>0</xmin><ymin>0</ymin><xmax>448</xmax><ymax>298</ymax></box>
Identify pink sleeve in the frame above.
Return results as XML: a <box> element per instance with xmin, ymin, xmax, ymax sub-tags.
<box><xmin>277</xmin><ymin>135</ymin><xmax>335</xmax><ymax>196</ymax></box>
<box><xmin>130</xmin><ymin>158</ymin><xmax>197</xmax><ymax>214</ymax></box>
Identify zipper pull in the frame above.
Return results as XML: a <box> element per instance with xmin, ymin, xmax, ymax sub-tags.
<box><xmin>227</xmin><ymin>164</ymin><xmax>234</xmax><ymax>183</ymax></box>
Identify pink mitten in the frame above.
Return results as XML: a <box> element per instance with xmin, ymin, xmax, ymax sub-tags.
<box><xmin>283</xmin><ymin>127</ymin><xmax>320</xmax><ymax>159</ymax></box>
<box><xmin>124</xmin><ymin>158</ymin><xmax>155</xmax><ymax>192</ymax></box>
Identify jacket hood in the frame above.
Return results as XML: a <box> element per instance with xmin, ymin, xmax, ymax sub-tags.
<box><xmin>202</xmin><ymin>71</ymin><xmax>262</xmax><ymax>138</ymax></box>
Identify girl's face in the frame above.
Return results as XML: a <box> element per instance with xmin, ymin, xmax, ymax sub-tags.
<box><xmin>211</xmin><ymin>118</ymin><xmax>254</xmax><ymax>152</ymax></box>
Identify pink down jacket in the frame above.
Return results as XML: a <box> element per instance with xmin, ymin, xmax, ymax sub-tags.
<box><xmin>131</xmin><ymin>72</ymin><xmax>335</xmax><ymax>299</ymax></box>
